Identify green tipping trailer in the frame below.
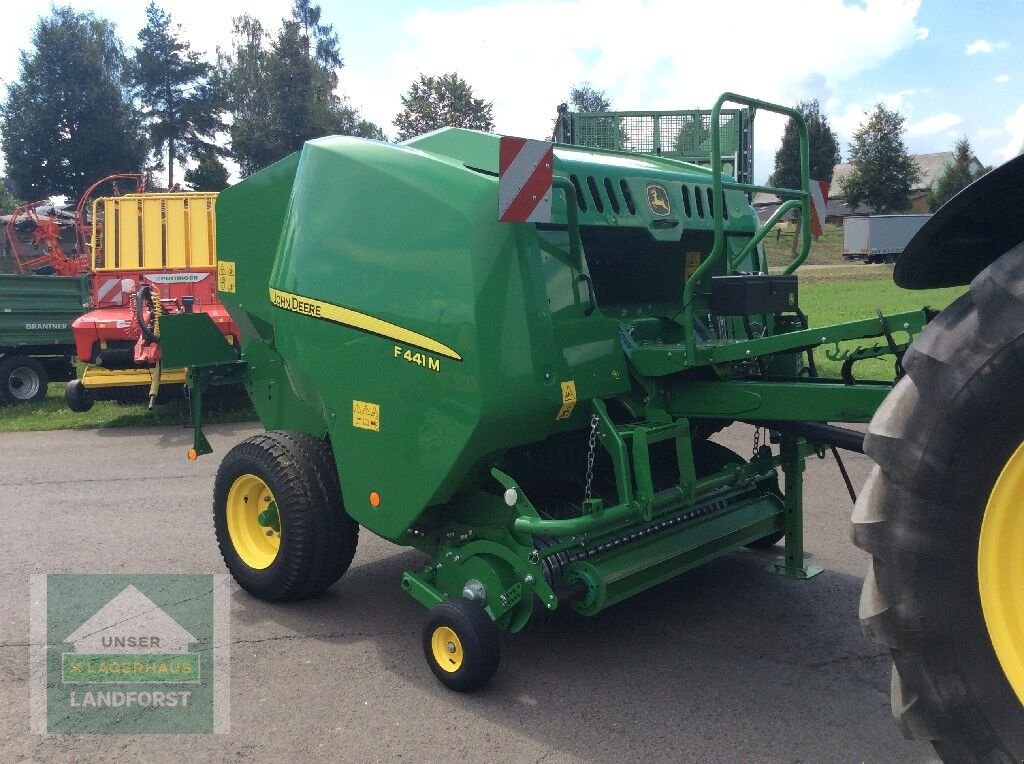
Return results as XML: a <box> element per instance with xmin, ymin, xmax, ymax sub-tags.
<box><xmin>160</xmin><ymin>94</ymin><xmax>927</xmax><ymax>693</ymax></box>
<box><xmin>0</xmin><ymin>273</ymin><xmax>87</xmax><ymax>404</ymax></box>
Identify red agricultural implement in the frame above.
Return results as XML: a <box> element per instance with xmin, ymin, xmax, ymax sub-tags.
<box><xmin>3</xmin><ymin>174</ymin><xmax>146</xmax><ymax>277</ymax></box>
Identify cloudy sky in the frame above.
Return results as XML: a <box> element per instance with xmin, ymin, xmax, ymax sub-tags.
<box><xmin>0</xmin><ymin>0</ymin><xmax>1022</xmax><ymax>183</ymax></box>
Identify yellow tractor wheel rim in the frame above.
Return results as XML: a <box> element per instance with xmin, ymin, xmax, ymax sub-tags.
<box><xmin>430</xmin><ymin>626</ymin><xmax>464</xmax><ymax>673</ymax></box>
<box><xmin>226</xmin><ymin>473</ymin><xmax>281</xmax><ymax>570</ymax></box>
<box><xmin>980</xmin><ymin>440</ymin><xmax>1024</xmax><ymax>705</ymax></box>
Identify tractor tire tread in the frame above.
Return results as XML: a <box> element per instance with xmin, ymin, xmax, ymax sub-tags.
<box><xmin>853</xmin><ymin>241</ymin><xmax>1024</xmax><ymax>760</ymax></box>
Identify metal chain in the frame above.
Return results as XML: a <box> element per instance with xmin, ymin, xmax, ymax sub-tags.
<box><xmin>583</xmin><ymin>414</ymin><xmax>599</xmax><ymax>502</ymax></box>
<box><xmin>752</xmin><ymin>426</ymin><xmax>762</xmax><ymax>459</ymax></box>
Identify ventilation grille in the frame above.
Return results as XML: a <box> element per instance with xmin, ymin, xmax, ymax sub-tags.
<box><xmin>565</xmin><ymin>177</ymin><xmax>730</xmax><ymax>221</ymax></box>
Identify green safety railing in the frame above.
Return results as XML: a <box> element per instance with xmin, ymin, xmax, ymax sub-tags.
<box><xmin>682</xmin><ymin>92</ymin><xmax>811</xmax><ymax>361</ymax></box>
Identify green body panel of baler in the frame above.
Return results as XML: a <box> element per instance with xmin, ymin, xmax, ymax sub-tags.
<box><xmin>157</xmin><ymin>94</ymin><xmax>936</xmax><ymax>642</ymax></box>
<box><xmin>210</xmin><ymin>130</ymin><xmax>761</xmax><ymax>541</ymax></box>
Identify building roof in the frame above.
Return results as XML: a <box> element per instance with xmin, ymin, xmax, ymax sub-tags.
<box><xmin>830</xmin><ymin>151</ymin><xmax>984</xmax><ymax>198</ymax></box>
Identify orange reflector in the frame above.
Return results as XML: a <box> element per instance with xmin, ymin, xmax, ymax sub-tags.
<box><xmin>369</xmin><ymin>491</ymin><xmax>381</xmax><ymax>508</ymax></box>
<box><xmin>187</xmin><ymin>448</ymin><xmax>198</xmax><ymax>461</ymax></box>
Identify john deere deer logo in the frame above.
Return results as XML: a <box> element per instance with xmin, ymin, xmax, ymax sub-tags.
<box><xmin>646</xmin><ymin>184</ymin><xmax>671</xmax><ymax>216</ymax></box>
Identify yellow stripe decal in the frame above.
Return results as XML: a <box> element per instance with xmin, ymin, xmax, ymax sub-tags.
<box><xmin>268</xmin><ymin>288</ymin><xmax>462</xmax><ymax>362</ymax></box>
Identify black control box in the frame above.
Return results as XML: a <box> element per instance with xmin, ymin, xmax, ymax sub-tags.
<box><xmin>710</xmin><ymin>274</ymin><xmax>798</xmax><ymax>316</ymax></box>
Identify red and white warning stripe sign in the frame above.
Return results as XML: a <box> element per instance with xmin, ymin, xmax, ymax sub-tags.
<box><xmin>95</xmin><ymin>276</ymin><xmax>131</xmax><ymax>306</ymax></box>
<box><xmin>809</xmin><ymin>179</ymin><xmax>830</xmax><ymax>237</ymax></box>
<box><xmin>498</xmin><ymin>136</ymin><xmax>553</xmax><ymax>223</ymax></box>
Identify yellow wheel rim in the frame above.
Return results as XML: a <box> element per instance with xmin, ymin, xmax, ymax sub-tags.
<box><xmin>430</xmin><ymin>626</ymin><xmax>464</xmax><ymax>673</ymax></box>
<box><xmin>226</xmin><ymin>473</ymin><xmax>281</xmax><ymax>570</ymax></box>
<box><xmin>980</xmin><ymin>440</ymin><xmax>1024</xmax><ymax>705</ymax></box>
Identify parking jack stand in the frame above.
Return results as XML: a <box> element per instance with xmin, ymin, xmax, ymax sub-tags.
<box><xmin>769</xmin><ymin>434</ymin><xmax>823</xmax><ymax>580</ymax></box>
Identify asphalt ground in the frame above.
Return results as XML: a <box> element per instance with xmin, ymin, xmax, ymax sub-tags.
<box><xmin>1</xmin><ymin>422</ymin><xmax>937</xmax><ymax>763</ymax></box>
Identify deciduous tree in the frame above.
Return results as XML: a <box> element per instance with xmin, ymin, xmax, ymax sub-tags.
<box><xmin>769</xmin><ymin>99</ymin><xmax>841</xmax><ymax>188</ymax></box>
<box><xmin>394</xmin><ymin>73</ymin><xmax>494</xmax><ymax>140</ymax></box>
<box><xmin>928</xmin><ymin>137</ymin><xmax>987</xmax><ymax>211</ymax></box>
<box><xmin>222</xmin><ymin>3</ymin><xmax>384</xmax><ymax>177</ymax></box>
<box><xmin>569</xmin><ymin>83</ymin><xmax>612</xmax><ymax>113</ymax></box>
<box><xmin>184</xmin><ymin>153</ymin><xmax>229</xmax><ymax>191</ymax></box>
<box><xmin>843</xmin><ymin>104</ymin><xmax>920</xmax><ymax>213</ymax></box>
<box><xmin>0</xmin><ymin>7</ymin><xmax>147</xmax><ymax>199</ymax></box>
<box><xmin>0</xmin><ymin>180</ymin><xmax>20</xmax><ymax>215</ymax></box>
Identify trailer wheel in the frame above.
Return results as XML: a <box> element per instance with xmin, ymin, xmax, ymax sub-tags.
<box><xmin>214</xmin><ymin>431</ymin><xmax>359</xmax><ymax>602</ymax></box>
<box><xmin>0</xmin><ymin>355</ymin><xmax>48</xmax><ymax>403</ymax></box>
<box><xmin>422</xmin><ymin>599</ymin><xmax>500</xmax><ymax>692</ymax></box>
<box><xmin>64</xmin><ymin>379</ymin><xmax>94</xmax><ymax>412</ymax></box>
<box><xmin>853</xmin><ymin>242</ymin><xmax>1024</xmax><ymax>761</ymax></box>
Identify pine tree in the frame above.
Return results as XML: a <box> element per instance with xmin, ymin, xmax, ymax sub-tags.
<box><xmin>394</xmin><ymin>73</ymin><xmax>494</xmax><ymax>140</ymax></box>
<box><xmin>133</xmin><ymin>2</ymin><xmax>225</xmax><ymax>188</ymax></box>
<box><xmin>928</xmin><ymin>137</ymin><xmax>987</xmax><ymax>211</ymax></box>
<box><xmin>219</xmin><ymin>15</ymin><xmax>274</xmax><ymax>178</ymax></box>
<box><xmin>0</xmin><ymin>8</ymin><xmax>147</xmax><ymax>200</ymax></box>
<box><xmin>843</xmin><ymin>104</ymin><xmax>920</xmax><ymax>213</ymax></box>
<box><xmin>769</xmin><ymin>100</ymin><xmax>841</xmax><ymax>188</ymax></box>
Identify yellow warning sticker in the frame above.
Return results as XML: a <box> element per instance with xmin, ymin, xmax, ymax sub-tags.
<box><xmin>685</xmin><ymin>251</ymin><xmax>701</xmax><ymax>279</ymax></box>
<box><xmin>556</xmin><ymin>380</ymin><xmax>577</xmax><ymax>420</ymax></box>
<box><xmin>353</xmin><ymin>400</ymin><xmax>380</xmax><ymax>431</ymax></box>
<box><xmin>217</xmin><ymin>261</ymin><xmax>236</xmax><ymax>293</ymax></box>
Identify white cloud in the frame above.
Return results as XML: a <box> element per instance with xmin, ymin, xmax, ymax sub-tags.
<box><xmin>907</xmin><ymin>112</ymin><xmax>962</xmax><ymax>136</ymax></box>
<box><xmin>996</xmin><ymin>73</ymin><xmax>1011</xmax><ymax>83</ymax></box>
<box><xmin>965</xmin><ymin>39</ymin><xmax>1009</xmax><ymax>55</ymax></box>
<box><xmin>0</xmin><ymin>1</ymin><xmax>283</xmax><ymax>88</ymax></box>
<box><xmin>0</xmin><ymin>0</ymin><xmax>928</xmax><ymax>183</ymax></box>
<box><xmin>828</xmin><ymin>89</ymin><xmax>926</xmax><ymax>148</ymax></box>
<box><xmin>351</xmin><ymin>0</ymin><xmax>926</xmax><ymax>181</ymax></box>
<box><xmin>994</xmin><ymin>105</ymin><xmax>1024</xmax><ymax>162</ymax></box>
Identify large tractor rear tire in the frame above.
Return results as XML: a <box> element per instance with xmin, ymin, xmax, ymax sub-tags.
<box><xmin>853</xmin><ymin>242</ymin><xmax>1024</xmax><ymax>761</ymax></box>
<box><xmin>214</xmin><ymin>431</ymin><xmax>359</xmax><ymax>601</ymax></box>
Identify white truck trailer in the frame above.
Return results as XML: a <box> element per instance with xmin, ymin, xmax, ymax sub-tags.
<box><xmin>842</xmin><ymin>214</ymin><xmax>931</xmax><ymax>264</ymax></box>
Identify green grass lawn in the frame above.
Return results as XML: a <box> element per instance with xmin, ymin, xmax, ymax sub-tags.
<box><xmin>0</xmin><ymin>385</ymin><xmax>255</xmax><ymax>434</ymax></box>
<box><xmin>764</xmin><ymin>222</ymin><xmax>847</xmax><ymax>268</ymax></box>
<box><xmin>799</xmin><ymin>268</ymin><xmax>964</xmax><ymax>379</ymax></box>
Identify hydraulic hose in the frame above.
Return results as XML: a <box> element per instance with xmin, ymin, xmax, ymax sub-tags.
<box><xmin>749</xmin><ymin>420</ymin><xmax>866</xmax><ymax>454</ymax></box>
<box><xmin>135</xmin><ymin>285</ymin><xmax>161</xmax><ymax>344</ymax></box>
<box><xmin>148</xmin><ymin>361</ymin><xmax>162</xmax><ymax>410</ymax></box>
<box><xmin>134</xmin><ymin>284</ymin><xmax>163</xmax><ymax>408</ymax></box>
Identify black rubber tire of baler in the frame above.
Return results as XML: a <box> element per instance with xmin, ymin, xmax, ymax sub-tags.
<box><xmin>853</xmin><ymin>241</ymin><xmax>1024</xmax><ymax>762</ymax></box>
<box><xmin>213</xmin><ymin>431</ymin><xmax>358</xmax><ymax>601</ymax></box>
<box><xmin>422</xmin><ymin>598</ymin><xmax>501</xmax><ymax>693</ymax></box>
